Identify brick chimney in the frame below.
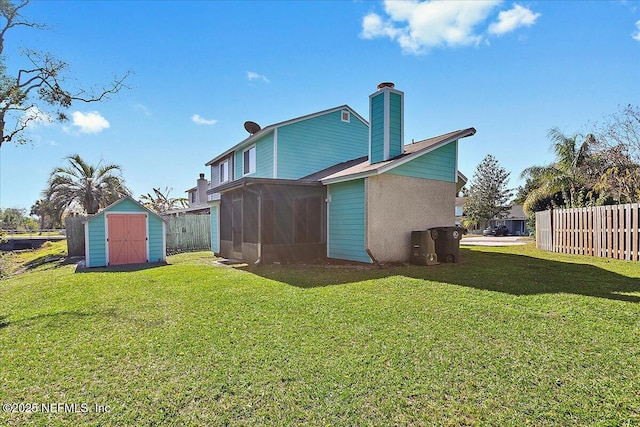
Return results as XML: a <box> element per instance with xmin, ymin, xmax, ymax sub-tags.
<box><xmin>196</xmin><ymin>173</ymin><xmax>208</xmax><ymax>205</ymax></box>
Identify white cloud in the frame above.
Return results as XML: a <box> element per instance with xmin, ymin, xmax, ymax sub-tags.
<box><xmin>633</xmin><ymin>20</ymin><xmax>640</xmax><ymax>42</ymax></box>
<box><xmin>361</xmin><ymin>0</ymin><xmax>540</xmax><ymax>54</ymax></box>
<box><xmin>361</xmin><ymin>0</ymin><xmax>501</xmax><ymax>54</ymax></box>
<box><xmin>191</xmin><ymin>114</ymin><xmax>218</xmax><ymax>125</ymax></box>
<box><xmin>133</xmin><ymin>103</ymin><xmax>152</xmax><ymax>118</ymax></box>
<box><xmin>488</xmin><ymin>4</ymin><xmax>540</xmax><ymax>36</ymax></box>
<box><xmin>362</xmin><ymin>12</ymin><xmax>402</xmax><ymax>40</ymax></box>
<box><xmin>247</xmin><ymin>71</ymin><xmax>269</xmax><ymax>83</ymax></box>
<box><xmin>21</xmin><ymin>106</ymin><xmax>53</xmax><ymax>128</ymax></box>
<box><xmin>71</xmin><ymin>111</ymin><xmax>110</xmax><ymax>134</ymax></box>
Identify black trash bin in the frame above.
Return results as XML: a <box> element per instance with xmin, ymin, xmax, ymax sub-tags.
<box><xmin>429</xmin><ymin>226</ymin><xmax>465</xmax><ymax>263</ymax></box>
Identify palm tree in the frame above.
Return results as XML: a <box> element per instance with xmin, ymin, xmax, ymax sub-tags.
<box><xmin>30</xmin><ymin>198</ymin><xmax>64</xmax><ymax>229</ymax></box>
<box><xmin>521</xmin><ymin>128</ymin><xmax>595</xmax><ymax>212</ymax></box>
<box><xmin>45</xmin><ymin>154</ymin><xmax>129</xmax><ymax>215</ymax></box>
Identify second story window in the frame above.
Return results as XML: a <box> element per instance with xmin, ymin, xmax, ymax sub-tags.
<box><xmin>220</xmin><ymin>160</ymin><xmax>229</xmax><ymax>183</ymax></box>
<box><xmin>341</xmin><ymin>110</ymin><xmax>350</xmax><ymax>123</ymax></box>
<box><xmin>243</xmin><ymin>145</ymin><xmax>256</xmax><ymax>176</ymax></box>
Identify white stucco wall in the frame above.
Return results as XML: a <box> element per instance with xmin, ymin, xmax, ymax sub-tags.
<box><xmin>366</xmin><ymin>174</ymin><xmax>455</xmax><ymax>262</ymax></box>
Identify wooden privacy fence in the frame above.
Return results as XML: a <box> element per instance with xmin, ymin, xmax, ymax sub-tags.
<box><xmin>65</xmin><ymin>215</ymin><xmax>88</xmax><ymax>257</ymax></box>
<box><xmin>535</xmin><ymin>204</ymin><xmax>640</xmax><ymax>261</ymax></box>
<box><xmin>165</xmin><ymin>214</ymin><xmax>210</xmax><ymax>253</ymax></box>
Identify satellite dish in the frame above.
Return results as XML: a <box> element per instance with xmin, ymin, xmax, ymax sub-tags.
<box><xmin>244</xmin><ymin>121</ymin><xmax>261</xmax><ymax>135</ymax></box>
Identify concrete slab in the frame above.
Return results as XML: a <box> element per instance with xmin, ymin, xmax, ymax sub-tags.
<box><xmin>460</xmin><ymin>236</ymin><xmax>531</xmax><ymax>247</ymax></box>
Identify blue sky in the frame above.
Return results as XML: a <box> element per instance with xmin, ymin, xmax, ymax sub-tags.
<box><xmin>2</xmin><ymin>0</ymin><xmax>639</xmax><ymax>211</ymax></box>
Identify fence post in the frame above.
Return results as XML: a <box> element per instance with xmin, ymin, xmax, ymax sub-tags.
<box><xmin>634</xmin><ymin>204</ymin><xmax>639</xmax><ymax>261</ymax></box>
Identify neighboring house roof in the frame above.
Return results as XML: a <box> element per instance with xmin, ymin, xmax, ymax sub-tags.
<box><xmin>204</xmin><ymin>105</ymin><xmax>368</xmax><ymax>166</ymax></box>
<box><xmin>163</xmin><ymin>205</ymin><xmax>211</xmax><ymax>216</ymax></box>
<box><xmin>185</xmin><ymin>181</ymin><xmax>210</xmax><ymax>193</ymax></box>
<box><xmin>83</xmin><ymin>196</ymin><xmax>167</xmax><ymax>223</ymax></box>
<box><xmin>504</xmin><ymin>204</ymin><xmax>527</xmax><ymax>220</ymax></box>
<box><xmin>458</xmin><ymin>171</ymin><xmax>468</xmax><ymax>186</ymax></box>
<box><xmin>313</xmin><ymin>127</ymin><xmax>476</xmax><ymax>185</ymax></box>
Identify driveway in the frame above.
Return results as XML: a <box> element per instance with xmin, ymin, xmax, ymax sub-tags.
<box><xmin>460</xmin><ymin>236</ymin><xmax>531</xmax><ymax>247</ymax></box>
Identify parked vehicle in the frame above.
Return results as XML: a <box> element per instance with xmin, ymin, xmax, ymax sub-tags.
<box><xmin>482</xmin><ymin>225</ymin><xmax>509</xmax><ymax>236</ymax></box>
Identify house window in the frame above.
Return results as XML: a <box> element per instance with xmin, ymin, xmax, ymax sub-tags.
<box><xmin>243</xmin><ymin>145</ymin><xmax>256</xmax><ymax>176</ymax></box>
<box><xmin>341</xmin><ymin>110</ymin><xmax>350</xmax><ymax>123</ymax></box>
<box><xmin>190</xmin><ymin>192</ymin><xmax>196</xmax><ymax>203</ymax></box>
<box><xmin>219</xmin><ymin>160</ymin><xmax>229</xmax><ymax>183</ymax></box>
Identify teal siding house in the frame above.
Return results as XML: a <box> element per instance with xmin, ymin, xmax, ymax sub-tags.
<box><xmin>84</xmin><ymin>196</ymin><xmax>167</xmax><ymax>268</ymax></box>
<box><xmin>204</xmin><ymin>82</ymin><xmax>475</xmax><ymax>264</ymax></box>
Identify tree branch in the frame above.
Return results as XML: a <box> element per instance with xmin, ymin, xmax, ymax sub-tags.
<box><xmin>0</xmin><ymin>0</ymin><xmax>45</xmax><ymax>56</ymax></box>
<box><xmin>0</xmin><ymin>1</ymin><xmax>131</xmax><ymax>148</ymax></box>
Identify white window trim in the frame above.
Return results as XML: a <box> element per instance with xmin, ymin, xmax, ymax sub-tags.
<box><xmin>219</xmin><ymin>159</ymin><xmax>230</xmax><ymax>183</ymax></box>
<box><xmin>243</xmin><ymin>144</ymin><xmax>256</xmax><ymax>176</ymax></box>
<box><xmin>341</xmin><ymin>110</ymin><xmax>350</xmax><ymax>123</ymax></box>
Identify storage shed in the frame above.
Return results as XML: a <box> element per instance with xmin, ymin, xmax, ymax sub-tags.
<box><xmin>84</xmin><ymin>196</ymin><xmax>167</xmax><ymax>268</ymax></box>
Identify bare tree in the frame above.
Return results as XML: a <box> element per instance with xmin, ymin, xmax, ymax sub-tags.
<box><xmin>590</xmin><ymin>105</ymin><xmax>640</xmax><ymax>203</ymax></box>
<box><xmin>593</xmin><ymin>105</ymin><xmax>640</xmax><ymax>163</ymax></box>
<box><xmin>140</xmin><ymin>187</ymin><xmax>188</xmax><ymax>213</ymax></box>
<box><xmin>0</xmin><ymin>0</ymin><xmax>130</xmax><ymax>148</ymax></box>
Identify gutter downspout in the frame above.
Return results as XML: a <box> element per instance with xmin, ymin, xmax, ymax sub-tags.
<box><xmin>366</xmin><ymin>248</ymin><xmax>378</xmax><ymax>265</ymax></box>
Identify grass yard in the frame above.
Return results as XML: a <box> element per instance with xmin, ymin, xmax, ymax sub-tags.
<box><xmin>0</xmin><ymin>242</ymin><xmax>639</xmax><ymax>426</ymax></box>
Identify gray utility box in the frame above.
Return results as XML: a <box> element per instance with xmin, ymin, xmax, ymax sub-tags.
<box><xmin>410</xmin><ymin>230</ymin><xmax>438</xmax><ymax>265</ymax></box>
<box><xmin>429</xmin><ymin>226</ymin><xmax>465</xmax><ymax>263</ymax></box>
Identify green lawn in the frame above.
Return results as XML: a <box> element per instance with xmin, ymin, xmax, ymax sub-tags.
<box><xmin>0</xmin><ymin>242</ymin><xmax>638</xmax><ymax>426</ymax></box>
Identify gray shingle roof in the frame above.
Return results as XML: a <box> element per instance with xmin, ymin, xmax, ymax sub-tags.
<box><xmin>310</xmin><ymin>127</ymin><xmax>476</xmax><ymax>184</ymax></box>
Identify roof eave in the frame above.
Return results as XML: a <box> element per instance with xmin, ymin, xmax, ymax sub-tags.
<box><xmin>84</xmin><ymin>195</ymin><xmax>168</xmax><ymax>223</ymax></box>
<box><xmin>377</xmin><ymin>127</ymin><xmax>476</xmax><ymax>175</ymax></box>
<box><xmin>321</xmin><ymin>170</ymin><xmax>377</xmax><ymax>185</ymax></box>
<box><xmin>204</xmin><ymin>105</ymin><xmax>367</xmax><ymax>167</ymax></box>
<box><xmin>321</xmin><ymin>127</ymin><xmax>476</xmax><ymax>185</ymax></box>
<box><xmin>205</xmin><ymin>127</ymin><xmax>275</xmax><ymax>166</ymax></box>
<box><xmin>208</xmin><ymin>177</ymin><xmax>324</xmax><ymax>194</ymax></box>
